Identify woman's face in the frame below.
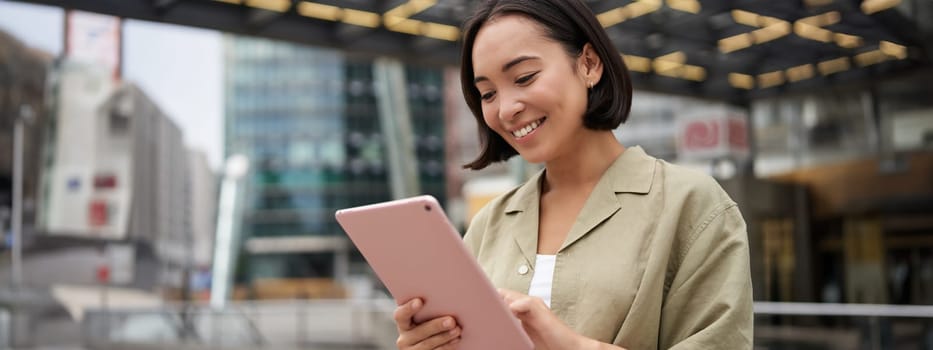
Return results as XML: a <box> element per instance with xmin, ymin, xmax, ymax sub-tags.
<box><xmin>472</xmin><ymin>15</ymin><xmax>599</xmax><ymax>164</ymax></box>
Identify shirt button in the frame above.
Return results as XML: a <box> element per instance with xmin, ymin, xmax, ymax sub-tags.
<box><xmin>518</xmin><ymin>264</ymin><xmax>529</xmax><ymax>275</ymax></box>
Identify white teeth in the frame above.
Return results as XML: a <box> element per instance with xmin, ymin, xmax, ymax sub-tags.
<box><xmin>511</xmin><ymin>119</ymin><xmax>543</xmax><ymax>138</ymax></box>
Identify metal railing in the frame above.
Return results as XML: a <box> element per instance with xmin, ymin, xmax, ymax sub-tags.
<box><xmin>83</xmin><ymin>298</ymin><xmax>399</xmax><ymax>350</ymax></box>
<box><xmin>754</xmin><ymin>302</ymin><xmax>933</xmax><ymax>350</ymax></box>
<box><xmin>82</xmin><ymin>300</ymin><xmax>933</xmax><ymax>349</ymax></box>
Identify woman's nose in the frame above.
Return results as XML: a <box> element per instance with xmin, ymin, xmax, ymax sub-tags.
<box><xmin>498</xmin><ymin>92</ymin><xmax>524</xmax><ymax>122</ymax></box>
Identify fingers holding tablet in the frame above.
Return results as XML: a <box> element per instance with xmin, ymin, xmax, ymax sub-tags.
<box><xmin>394</xmin><ymin>298</ymin><xmax>422</xmax><ymax>331</ymax></box>
<box><xmin>395</xmin><ymin>298</ymin><xmax>462</xmax><ymax>350</ymax></box>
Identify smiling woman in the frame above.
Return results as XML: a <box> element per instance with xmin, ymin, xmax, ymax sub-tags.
<box><xmin>390</xmin><ymin>1</ymin><xmax>754</xmax><ymax>349</ymax></box>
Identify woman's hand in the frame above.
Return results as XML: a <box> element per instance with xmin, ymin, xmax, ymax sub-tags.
<box><xmin>393</xmin><ymin>298</ymin><xmax>462</xmax><ymax>350</ymax></box>
<box><xmin>498</xmin><ymin>289</ymin><xmax>626</xmax><ymax>350</ymax></box>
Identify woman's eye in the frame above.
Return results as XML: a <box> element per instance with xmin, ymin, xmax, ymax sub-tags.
<box><xmin>516</xmin><ymin>72</ymin><xmax>538</xmax><ymax>85</ymax></box>
<box><xmin>481</xmin><ymin>91</ymin><xmax>496</xmax><ymax>101</ymax></box>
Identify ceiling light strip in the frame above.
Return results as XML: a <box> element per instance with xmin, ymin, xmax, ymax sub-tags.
<box><xmin>382</xmin><ymin>0</ymin><xmax>460</xmax><ymax>41</ymax></box>
<box><xmin>422</xmin><ymin>22</ymin><xmax>460</xmax><ymax>41</ymax></box>
<box><xmin>681</xmin><ymin>65</ymin><xmax>707</xmax><ymax>81</ymax></box>
<box><xmin>652</xmin><ymin>64</ymin><xmax>706</xmax><ymax>81</ymax></box>
<box><xmin>817</xmin><ymin>57</ymin><xmax>850</xmax><ymax>75</ymax></box>
<box><xmin>786</xmin><ymin>64</ymin><xmax>815</xmax><ymax>82</ymax></box>
<box><xmin>597</xmin><ymin>0</ymin><xmax>662</xmax><ymax>27</ymax></box>
<box><xmin>655</xmin><ymin>68</ymin><xmax>683</xmax><ymax>79</ymax></box>
<box><xmin>757</xmin><ymin>71</ymin><xmax>785</xmax><ymax>88</ymax></box>
<box><xmin>729</xmin><ymin>73</ymin><xmax>755</xmax><ymax>90</ymax></box>
<box><xmin>648</xmin><ymin>51</ymin><xmax>706</xmax><ymax>81</ymax></box>
<box><xmin>797</xmin><ymin>11</ymin><xmax>840</xmax><ymax>26</ymax></box>
<box><xmin>794</xmin><ymin>22</ymin><xmax>834</xmax><ymax>43</ymax></box>
<box><xmin>383</xmin><ymin>0</ymin><xmax>435</xmax><ymax>28</ymax></box>
<box><xmin>666</xmin><ymin>0</ymin><xmax>701</xmax><ymax>14</ymax></box>
<box><xmin>655</xmin><ymin>51</ymin><xmax>686</xmax><ymax>64</ymax></box>
<box><xmin>342</xmin><ymin>8</ymin><xmax>381</xmax><ymax>28</ymax></box>
<box><xmin>855</xmin><ymin>50</ymin><xmax>889</xmax><ymax>66</ymax></box>
<box><xmin>862</xmin><ymin>0</ymin><xmax>901</xmax><ymax>14</ymax></box>
<box><xmin>719</xmin><ymin>33</ymin><xmax>754</xmax><ymax>53</ymax></box>
<box><xmin>385</xmin><ymin>0</ymin><xmax>437</xmax><ymax>18</ymax></box>
<box><xmin>753</xmin><ymin>21</ymin><xmax>792</xmax><ymax>44</ymax></box>
<box><xmin>387</xmin><ymin>18</ymin><xmax>423</xmax><ymax>35</ymax></box>
<box><xmin>245</xmin><ymin>0</ymin><xmax>291</xmax><ymax>12</ymax></box>
<box><xmin>297</xmin><ymin>2</ymin><xmax>381</xmax><ymax>28</ymax></box>
<box><xmin>879</xmin><ymin>40</ymin><xmax>908</xmax><ymax>59</ymax></box>
<box><xmin>730</xmin><ymin>9</ymin><xmax>760</xmax><ymax>27</ymax></box>
<box><xmin>834</xmin><ymin>33</ymin><xmax>863</xmax><ymax>48</ymax></box>
<box><xmin>297</xmin><ymin>2</ymin><xmax>342</xmax><ymax>21</ymax></box>
<box><xmin>652</xmin><ymin>51</ymin><xmax>683</xmax><ymax>75</ymax></box>
<box><xmin>622</xmin><ymin>54</ymin><xmax>652</xmax><ymax>73</ymax></box>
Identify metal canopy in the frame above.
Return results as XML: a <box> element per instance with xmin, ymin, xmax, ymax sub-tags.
<box><xmin>12</xmin><ymin>0</ymin><xmax>933</xmax><ymax>103</ymax></box>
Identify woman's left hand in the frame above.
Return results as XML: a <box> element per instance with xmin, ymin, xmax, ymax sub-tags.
<box><xmin>498</xmin><ymin>289</ymin><xmax>621</xmax><ymax>350</ymax></box>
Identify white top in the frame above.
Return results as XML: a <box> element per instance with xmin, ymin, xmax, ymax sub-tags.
<box><xmin>528</xmin><ymin>254</ymin><xmax>557</xmax><ymax>308</ymax></box>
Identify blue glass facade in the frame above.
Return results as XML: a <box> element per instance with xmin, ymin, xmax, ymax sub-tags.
<box><xmin>224</xmin><ymin>37</ymin><xmax>446</xmax><ymax>282</ymax></box>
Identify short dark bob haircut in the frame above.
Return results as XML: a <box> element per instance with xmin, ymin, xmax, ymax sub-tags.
<box><xmin>461</xmin><ymin>0</ymin><xmax>633</xmax><ymax>170</ymax></box>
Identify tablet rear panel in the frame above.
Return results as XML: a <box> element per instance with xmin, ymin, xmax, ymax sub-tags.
<box><xmin>335</xmin><ymin>195</ymin><xmax>533</xmax><ymax>350</ymax></box>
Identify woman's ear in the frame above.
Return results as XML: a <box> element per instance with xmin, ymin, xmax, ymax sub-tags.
<box><xmin>579</xmin><ymin>43</ymin><xmax>604</xmax><ymax>86</ymax></box>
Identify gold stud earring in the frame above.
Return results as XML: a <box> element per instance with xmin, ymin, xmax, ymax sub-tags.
<box><xmin>587</xmin><ymin>81</ymin><xmax>594</xmax><ymax>89</ymax></box>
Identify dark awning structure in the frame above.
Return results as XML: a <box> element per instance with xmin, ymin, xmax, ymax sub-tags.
<box><xmin>14</xmin><ymin>0</ymin><xmax>933</xmax><ymax>103</ymax></box>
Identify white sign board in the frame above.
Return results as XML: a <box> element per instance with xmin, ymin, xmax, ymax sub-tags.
<box><xmin>66</xmin><ymin>10</ymin><xmax>121</xmax><ymax>80</ymax></box>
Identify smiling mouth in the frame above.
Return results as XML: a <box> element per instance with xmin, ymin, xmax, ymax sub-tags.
<box><xmin>511</xmin><ymin>117</ymin><xmax>546</xmax><ymax>139</ymax></box>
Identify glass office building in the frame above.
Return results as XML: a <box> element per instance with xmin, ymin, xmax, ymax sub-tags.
<box><xmin>224</xmin><ymin>37</ymin><xmax>446</xmax><ymax>284</ymax></box>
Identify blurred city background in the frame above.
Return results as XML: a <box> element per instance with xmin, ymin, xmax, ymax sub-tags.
<box><xmin>0</xmin><ymin>0</ymin><xmax>932</xmax><ymax>349</ymax></box>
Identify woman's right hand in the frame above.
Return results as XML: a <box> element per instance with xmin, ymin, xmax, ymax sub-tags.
<box><xmin>394</xmin><ymin>298</ymin><xmax>462</xmax><ymax>349</ymax></box>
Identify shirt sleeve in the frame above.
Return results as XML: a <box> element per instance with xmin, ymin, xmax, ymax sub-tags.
<box><xmin>660</xmin><ymin>204</ymin><xmax>754</xmax><ymax>349</ymax></box>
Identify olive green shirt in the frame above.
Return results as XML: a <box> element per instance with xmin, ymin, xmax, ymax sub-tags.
<box><xmin>463</xmin><ymin>146</ymin><xmax>753</xmax><ymax>349</ymax></box>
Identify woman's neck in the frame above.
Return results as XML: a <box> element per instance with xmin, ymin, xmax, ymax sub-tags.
<box><xmin>542</xmin><ymin>131</ymin><xmax>624</xmax><ymax>193</ymax></box>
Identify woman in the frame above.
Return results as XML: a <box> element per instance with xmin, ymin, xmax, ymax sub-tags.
<box><xmin>393</xmin><ymin>0</ymin><xmax>753</xmax><ymax>349</ymax></box>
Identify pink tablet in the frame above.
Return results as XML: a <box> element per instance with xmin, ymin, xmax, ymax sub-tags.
<box><xmin>335</xmin><ymin>195</ymin><xmax>533</xmax><ymax>350</ymax></box>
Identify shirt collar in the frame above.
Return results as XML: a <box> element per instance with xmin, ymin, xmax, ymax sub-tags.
<box><xmin>503</xmin><ymin>145</ymin><xmax>656</xmax><ymax>213</ymax></box>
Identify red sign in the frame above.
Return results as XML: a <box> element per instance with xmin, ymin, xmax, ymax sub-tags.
<box><xmin>676</xmin><ymin>108</ymin><xmax>749</xmax><ymax>160</ymax></box>
<box><xmin>96</xmin><ymin>265</ymin><xmax>110</xmax><ymax>283</ymax></box>
<box><xmin>683</xmin><ymin>119</ymin><xmax>721</xmax><ymax>150</ymax></box>
<box><xmin>93</xmin><ymin>174</ymin><xmax>117</xmax><ymax>189</ymax></box>
<box><xmin>89</xmin><ymin>200</ymin><xmax>108</xmax><ymax>227</ymax></box>
<box><xmin>728</xmin><ymin>118</ymin><xmax>748</xmax><ymax>149</ymax></box>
